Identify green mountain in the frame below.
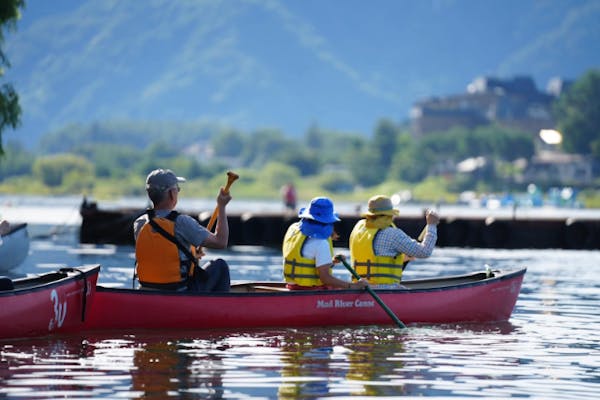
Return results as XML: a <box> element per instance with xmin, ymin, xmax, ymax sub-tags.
<box><xmin>5</xmin><ymin>0</ymin><xmax>600</xmax><ymax>148</ymax></box>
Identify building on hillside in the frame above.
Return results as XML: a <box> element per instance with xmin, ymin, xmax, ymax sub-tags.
<box><xmin>522</xmin><ymin>150</ymin><xmax>594</xmax><ymax>186</ymax></box>
<box><xmin>410</xmin><ymin>76</ymin><xmax>567</xmax><ymax>138</ymax></box>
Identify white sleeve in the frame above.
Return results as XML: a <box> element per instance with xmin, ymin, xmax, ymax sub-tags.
<box><xmin>302</xmin><ymin>238</ymin><xmax>333</xmax><ymax>268</ymax></box>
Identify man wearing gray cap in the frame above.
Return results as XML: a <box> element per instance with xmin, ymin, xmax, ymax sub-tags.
<box><xmin>134</xmin><ymin>168</ymin><xmax>232</xmax><ymax>291</ymax></box>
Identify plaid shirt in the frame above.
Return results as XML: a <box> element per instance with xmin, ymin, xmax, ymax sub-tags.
<box><xmin>373</xmin><ymin>225</ymin><xmax>437</xmax><ymax>258</ymax></box>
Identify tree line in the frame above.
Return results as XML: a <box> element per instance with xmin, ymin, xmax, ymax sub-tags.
<box><xmin>0</xmin><ymin>68</ymin><xmax>598</xmax><ymax>199</ymax></box>
<box><xmin>0</xmin><ymin>118</ymin><xmax>571</xmax><ymax>196</ymax></box>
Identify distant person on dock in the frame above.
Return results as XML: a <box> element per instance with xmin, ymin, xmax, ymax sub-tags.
<box><xmin>281</xmin><ymin>182</ymin><xmax>297</xmax><ymax>213</ymax></box>
<box><xmin>350</xmin><ymin>195</ymin><xmax>440</xmax><ymax>288</ymax></box>
<box><xmin>133</xmin><ymin>168</ymin><xmax>232</xmax><ymax>292</ymax></box>
<box><xmin>283</xmin><ymin>196</ymin><xmax>369</xmax><ymax>290</ymax></box>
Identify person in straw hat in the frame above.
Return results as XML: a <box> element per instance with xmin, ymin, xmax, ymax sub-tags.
<box><xmin>349</xmin><ymin>195</ymin><xmax>439</xmax><ymax>288</ymax></box>
<box><xmin>282</xmin><ymin>196</ymin><xmax>369</xmax><ymax>290</ymax></box>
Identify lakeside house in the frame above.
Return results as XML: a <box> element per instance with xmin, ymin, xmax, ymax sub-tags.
<box><xmin>410</xmin><ymin>75</ymin><xmax>596</xmax><ymax>186</ymax></box>
<box><xmin>410</xmin><ymin>75</ymin><xmax>563</xmax><ymax>138</ymax></box>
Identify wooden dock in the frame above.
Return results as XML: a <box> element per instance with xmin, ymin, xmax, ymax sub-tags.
<box><xmin>80</xmin><ymin>200</ymin><xmax>599</xmax><ymax>250</ymax></box>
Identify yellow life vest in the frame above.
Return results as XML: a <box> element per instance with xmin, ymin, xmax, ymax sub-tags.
<box><xmin>135</xmin><ymin>211</ymin><xmax>194</xmax><ymax>289</ymax></box>
<box><xmin>349</xmin><ymin>219</ymin><xmax>405</xmax><ymax>284</ymax></box>
<box><xmin>282</xmin><ymin>223</ymin><xmax>333</xmax><ymax>287</ymax></box>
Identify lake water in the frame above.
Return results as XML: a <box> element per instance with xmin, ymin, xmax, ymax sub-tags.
<box><xmin>1</xmin><ymin>200</ymin><xmax>600</xmax><ymax>399</ymax></box>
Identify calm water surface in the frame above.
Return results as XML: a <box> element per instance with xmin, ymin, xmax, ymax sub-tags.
<box><xmin>1</xmin><ymin>215</ymin><xmax>599</xmax><ymax>398</ymax></box>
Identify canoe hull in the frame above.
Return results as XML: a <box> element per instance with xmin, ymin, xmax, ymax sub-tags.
<box><xmin>0</xmin><ymin>223</ymin><xmax>30</xmax><ymax>272</ymax></box>
<box><xmin>0</xmin><ymin>265</ymin><xmax>100</xmax><ymax>340</ymax></box>
<box><xmin>84</xmin><ymin>268</ymin><xmax>526</xmax><ymax>331</ymax></box>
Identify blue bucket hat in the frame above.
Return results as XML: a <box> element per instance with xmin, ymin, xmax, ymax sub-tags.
<box><xmin>298</xmin><ymin>197</ymin><xmax>340</xmax><ymax>224</ymax></box>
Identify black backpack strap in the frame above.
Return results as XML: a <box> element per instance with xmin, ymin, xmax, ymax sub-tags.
<box><xmin>166</xmin><ymin>210</ymin><xmax>179</xmax><ymax>221</ymax></box>
<box><xmin>146</xmin><ymin>211</ymin><xmax>209</xmax><ymax>281</ymax></box>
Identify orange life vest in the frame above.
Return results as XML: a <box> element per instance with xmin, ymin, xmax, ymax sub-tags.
<box><xmin>135</xmin><ymin>210</ymin><xmax>195</xmax><ymax>290</ymax></box>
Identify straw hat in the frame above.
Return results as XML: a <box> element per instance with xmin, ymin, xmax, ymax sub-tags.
<box><xmin>362</xmin><ymin>195</ymin><xmax>399</xmax><ymax>217</ymax></box>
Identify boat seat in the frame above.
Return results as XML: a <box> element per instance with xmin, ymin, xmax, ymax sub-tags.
<box><xmin>253</xmin><ymin>285</ymin><xmax>290</xmax><ymax>292</ymax></box>
<box><xmin>0</xmin><ymin>276</ymin><xmax>14</xmax><ymax>291</ymax></box>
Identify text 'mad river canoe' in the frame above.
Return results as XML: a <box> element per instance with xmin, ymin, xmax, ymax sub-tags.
<box><xmin>0</xmin><ymin>265</ymin><xmax>100</xmax><ymax>340</ymax></box>
<box><xmin>83</xmin><ymin>267</ymin><xmax>526</xmax><ymax>332</ymax></box>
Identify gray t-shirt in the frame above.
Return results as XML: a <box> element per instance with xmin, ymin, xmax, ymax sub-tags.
<box><xmin>133</xmin><ymin>209</ymin><xmax>210</xmax><ymax>261</ymax></box>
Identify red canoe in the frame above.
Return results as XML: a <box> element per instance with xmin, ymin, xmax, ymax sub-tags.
<box><xmin>83</xmin><ymin>267</ymin><xmax>526</xmax><ymax>331</ymax></box>
<box><xmin>0</xmin><ymin>265</ymin><xmax>100</xmax><ymax>340</ymax></box>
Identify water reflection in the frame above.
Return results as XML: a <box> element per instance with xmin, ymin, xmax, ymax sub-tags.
<box><xmin>0</xmin><ymin>328</ymin><xmax>410</xmax><ymax>398</ymax></box>
<box><xmin>0</xmin><ymin>317</ymin><xmax>597</xmax><ymax>399</ymax></box>
<box><xmin>129</xmin><ymin>337</ymin><xmax>226</xmax><ymax>399</ymax></box>
<box><xmin>0</xmin><ymin>336</ymin><xmax>100</xmax><ymax>398</ymax></box>
<box><xmin>132</xmin><ymin>340</ymin><xmax>190</xmax><ymax>398</ymax></box>
<box><xmin>275</xmin><ymin>328</ymin><xmax>400</xmax><ymax>397</ymax></box>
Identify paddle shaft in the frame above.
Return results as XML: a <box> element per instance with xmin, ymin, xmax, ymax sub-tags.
<box><xmin>206</xmin><ymin>171</ymin><xmax>238</xmax><ymax>232</ymax></box>
<box><xmin>336</xmin><ymin>256</ymin><xmax>407</xmax><ymax>329</ymax></box>
<box><xmin>417</xmin><ymin>226</ymin><xmax>426</xmax><ymax>241</ymax></box>
<box><xmin>402</xmin><ymin>225</ymin><xmax>427</xmax><ymax>270</ymax></box>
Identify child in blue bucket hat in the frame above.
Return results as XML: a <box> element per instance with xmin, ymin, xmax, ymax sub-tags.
<box><xmin>282</xmin><ymin>197</ymin><xmax>369</xmax><ymax>290</ymax></box>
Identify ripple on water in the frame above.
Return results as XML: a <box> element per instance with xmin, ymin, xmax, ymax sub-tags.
<box><xmin>2</xmin><ymin>240</ymin><xmax>600</xmax><ymax>398</ymax></box>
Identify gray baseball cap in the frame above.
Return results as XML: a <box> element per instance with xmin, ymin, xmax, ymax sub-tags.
<box><xmin>145</xmin><ymin>169</ymin><xmax>186</xmax><ymax>191</ymax></box>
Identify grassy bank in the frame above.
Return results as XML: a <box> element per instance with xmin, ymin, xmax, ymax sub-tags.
<box><xmin>2</xmin><ymin>174</ymin><xmax>598</xmax><ymax>209</ymax></box>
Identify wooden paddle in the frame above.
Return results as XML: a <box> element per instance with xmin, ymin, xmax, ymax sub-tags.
<box><xmin>417</xmin><ymin>225</ymin><xmax>427</xmax><ymax>241</ymax></box>
<box><xmin>205</xmin><ymin>171</ymin><xmax>239</xmax><ymax>232</ymax></box>
<box><xmin>335</xmin><ymin>255</ymin><xmax>407</xmax><ymax>329</ymax></box>
<box><xmin>403</xmin><ymin>222</ymin><xmax>428</xmax><ymax>269</ymax></box>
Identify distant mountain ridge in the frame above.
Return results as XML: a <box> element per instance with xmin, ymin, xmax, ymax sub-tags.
<box><xmin>4</xmin><ymin>0</ymin><xmax>600</xmax><ymax>148</ymax></box>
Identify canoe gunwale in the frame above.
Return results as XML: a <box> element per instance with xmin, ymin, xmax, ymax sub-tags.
<box><xmin>95</xmin><ymin>267</ymin><xmax>527</xmax><ymax>297</ymax></box>
<box><xmin>0</xmin><ymin>264</ymin><xmax>101</xmax><ymax>297</ymax></box>
<box><xmin>396</xmin><ymin>267</ymin><xmax>526</xmax><ymax>291</ymax></box>
<box><xmin>2</xmin><ymin>222</ymin><xmax>27</xmax><ymax>237</ymax></box>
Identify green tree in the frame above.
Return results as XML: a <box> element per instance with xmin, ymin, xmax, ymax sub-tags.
<box><xmin>0</xmin><ymin>0</ymin><xmax>24</xmax><ymax>155</ymax></box>
<box><xmin>74</xmin><ymin>143</ymin><xmax>140</xmax><ymax>178</ymax></box>
<box><xmin>348</xmin><ymin>147</ymin><xmax>384</xmax><ymax>187</ymax></box>
<box><xmin>311</xmin><ymin>129</ymin><xmax>367</xmax><ymax>166</ymax></box>
<box><xmin>304</xmin><ymin>123</ymin><xmax>323</xmax><ymax>150</ymax></box>
<box><xmin>317</xmin><ymin>171</ymin><xmax>354</xmax><ymax>193</ymax></box>
<box><xmin>143</xmin><ymin>141</ymin><xmax>180</xmax><ymax>159</ymax></box>
<box><xmin>554</xmin><ymin>69</ymin><xmax>600</xmax><ymax>158</ymax></box>
<box><xmin>0</xmin><ymin>140</ymin><xmax>32</xmax><ymax>179</ymax></box>
<box><xmin>344</xmin><ymin>121</ymin><xmax>400</xmax><ymax>187</ymax></box>
<box><xmin>276</xmin><ymin>146</ymin><xmax>321</xmax><ymax>176</ymax></box>
<box><xmin>211</xmin><ymin>129</ymin><xmax>247</xmax><ymax>157</ymax></box>
<box><xmin>240</xmin><ymin>129</ymin><xmax>294</xmax><ymax>167</ymax></box>
<box><xmin>373</xmin><ymin>118</ymin><xmax>399</xmax><ymax>171</ymax></box>
<box><xmin>259</xmin><ymin>162</ymin><xmax>300</xmax><ymax>190</ymax></box>
<box><xmin>389</xmin><ymin>133</ymin><xmax>427</xmax><ymax>183</ymax></box>
<box><xmin>32</xmin><ymin>154</ymin><xmax>94</xmax><ymax>187</ymax></box>
<box><xmin>170</xmin><ymin>156</ymin><xmax>226</xmax><ymax>180</ymax></box>
<box><xmin>463</xmin><ymin>126</ymin><xmax>534</xmax><ymax>161</ymax></box>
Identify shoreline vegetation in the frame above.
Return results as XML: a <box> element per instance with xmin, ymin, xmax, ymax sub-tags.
<box><xmin>1</xmin><ymin>71</ymin><xmax>598</xmax><ymax>209</ymax></box>
<box><xmin>1</xmin><ymin>173</ymin><xmax>599</xmax><ymax>209</ymax></box>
